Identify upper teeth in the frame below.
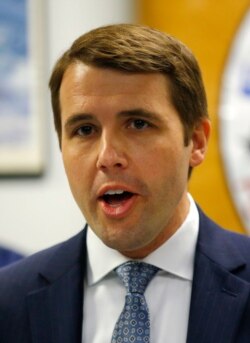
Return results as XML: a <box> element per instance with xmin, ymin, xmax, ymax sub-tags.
<box><xmin>104</xmin><ymin>190</ymin><xmax>125</xmax><ymax>195</ymax></box>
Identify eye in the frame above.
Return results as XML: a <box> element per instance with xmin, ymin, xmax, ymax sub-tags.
<box><xmin>129</xmin><ymin>119</ymin><xmax>149</xmax><ymax>130</ymax></box>
<box><xmin>75</xmin><ymin>125</ymin><xmax>95</xmax><ymax>136</ymax></box>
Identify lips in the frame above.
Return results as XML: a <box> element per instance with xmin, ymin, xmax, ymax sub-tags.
<box><xmin>97</xmin><ymin>186</ymin><xmax>138</xmax><ymax>218</ymax></box>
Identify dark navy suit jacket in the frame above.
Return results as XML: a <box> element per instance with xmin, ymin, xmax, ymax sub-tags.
<box><xmin>0</xmin><ymin>209</ymin><xmax>250</xmax><ymax>342</ymax></box>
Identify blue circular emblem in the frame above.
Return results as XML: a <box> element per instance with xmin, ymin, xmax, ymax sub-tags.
<box><xmin>219</xmin><ymin>9</ymin><xmax>250</xmax><ymax>233</ymax></box>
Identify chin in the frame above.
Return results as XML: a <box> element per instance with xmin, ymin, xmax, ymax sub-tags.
<box><xmin>101</xmin><ymin>233</ymin><xmax>135</xmax><ymax>252</ymax></box>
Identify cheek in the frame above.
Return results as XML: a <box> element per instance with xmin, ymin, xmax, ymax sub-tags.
<box><xmin>62</xmin><ymin>150</ymin><xmax>91</xmax><ymax>195</ymax></box>
<box><xmin>140</xmin><ymin>144</ymin><xmax>173</xmax><ymax>171</ymax></box>
<box><xmin>143</xmin><ymin>144</ymin><xmax>190</xmax><ymax>184</ymax></box>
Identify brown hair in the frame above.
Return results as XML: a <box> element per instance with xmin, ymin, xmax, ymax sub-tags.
<box><xmin>49</xmin><ymin>23</ymin><xmax>208</xmax><ymax>145</ymax></box>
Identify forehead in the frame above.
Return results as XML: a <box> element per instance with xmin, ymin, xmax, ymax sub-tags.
<box><xmin>59</xmin><ymin>64</ymin><xmax>185</xmax><ymax>138</ymax></box>
<box><xmin>59</xmin><ymin>63</ymin><xmax>172</xmax><ymax>101</ymax></box>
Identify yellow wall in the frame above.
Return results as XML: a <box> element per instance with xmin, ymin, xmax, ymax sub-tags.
<box><xmin>139</xmin><ymin>0</ymin><xmax>250</xmax><ymax>234</ymax></box>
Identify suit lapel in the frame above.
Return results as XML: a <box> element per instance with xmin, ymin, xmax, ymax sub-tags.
<box><xmin>187</xmin><ymin>210</ymin><xmax>250</xmax><ymax>343</ymax></box>
<box><xmin>26</xmin><ymin>229</ymin><xmax>87</xmax><ymax>343</ymax></box>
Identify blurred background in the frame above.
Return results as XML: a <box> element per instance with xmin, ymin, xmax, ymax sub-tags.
<box><xmin>0</xmin><ymin>0</ymin><xmax>249</xmax><ymax>257</ymax></box>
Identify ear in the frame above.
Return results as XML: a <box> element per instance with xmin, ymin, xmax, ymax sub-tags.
<box><xmin>189</xmin><ymin>118</ymin><xmax>211</xmax><ymax>167</ymax></box>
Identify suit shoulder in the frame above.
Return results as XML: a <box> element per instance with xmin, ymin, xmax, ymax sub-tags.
<box><xmin>198</xmin><ymin>207</ymin><xmax>250</xmax><ymax>268</ymax></box>
<box><xmin>202</xmin><ymin>211</ymin><xmax>250</xmax><ymax>247</ymax></box>
<box><xmin>0</xmin><ymin>229</ymin><xmax>86</xmax><ymax>292</ymax></box>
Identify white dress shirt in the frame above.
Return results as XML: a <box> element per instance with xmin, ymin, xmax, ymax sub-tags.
<box><xmin>82</xmin><ymin>194</ymin><xmax>199</xmax><ymax>343</ymax></box>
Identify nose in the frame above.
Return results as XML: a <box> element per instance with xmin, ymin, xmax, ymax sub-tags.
<box><xmin>96</xmin><ymin>131</ymin><xmax>128</xmax><ymax>170</ymax></box>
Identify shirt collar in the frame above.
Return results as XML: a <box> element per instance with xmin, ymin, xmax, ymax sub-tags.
<box><xmin>86</xmin><ymin>193</ymin><xmax>199</xmax><ymax>285</ymax></box>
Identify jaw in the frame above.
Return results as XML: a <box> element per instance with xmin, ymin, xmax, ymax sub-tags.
<box><xmin>96</xmin><ymin>190</ymin><xmax>190</xmax><ymax>259</ymax></box>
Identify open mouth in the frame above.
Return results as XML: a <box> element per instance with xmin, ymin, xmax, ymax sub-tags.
<box><xmin>98</xmin><ymin>189</ymin><xmax>137</xmax><ymax>218</ymax></box>
<box><xmin>100</xmin><ymin>190</ymin><xmax>134</xmax><ymax>206</ymax></box>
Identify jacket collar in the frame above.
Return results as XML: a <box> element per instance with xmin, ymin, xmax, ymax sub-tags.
<box><xmin>196</xmin><ymin>207</ymin><xmax>246</xmax><ymax>271</ymax></box>
<box><xmin>187</xmin><ymin>208</ymin><xmax>250</xmax><ymax>343</ymax></box>
<box><xmin>38</xmin><ymin>228</ymin><xmax>87</xmax><ymax>283</ymax></box>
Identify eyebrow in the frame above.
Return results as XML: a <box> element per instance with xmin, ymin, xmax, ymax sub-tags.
<box><xmin>64</xmin><ymin>114</ymin><xmax>94</xmax><ymax>131</ymax></box>
<box><xmin>118</xmin><ymin>108</ymin><xmax>162</xmax><ymax>123</ymax></box>
<box><xmin>64</xmin><ymin>108</ymin><xmax>163</xmax><ymax>131</ymax></box>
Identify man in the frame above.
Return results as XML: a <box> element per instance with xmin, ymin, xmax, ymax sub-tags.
<box><xmin>0</xmin><ymin>24</ymin><xmax>250</xmax><ymax>342</ymax></box>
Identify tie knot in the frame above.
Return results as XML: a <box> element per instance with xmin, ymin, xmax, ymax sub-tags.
<box><xmin>115</xmin><ymin>261</ymin><xmax>159</xmax><ymax>295</ymax></box>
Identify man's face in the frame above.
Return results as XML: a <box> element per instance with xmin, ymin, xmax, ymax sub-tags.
<box><xmin>60</xmin><ymin>63</ymin><xmax>209</xmax><ymax>258</ymax></box>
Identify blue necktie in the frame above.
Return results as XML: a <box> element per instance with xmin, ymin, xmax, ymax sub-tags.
<box><xmin>111</xmin><ymin>261</ymin><xmax>159</xmax><ymax>343</ymax></box>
